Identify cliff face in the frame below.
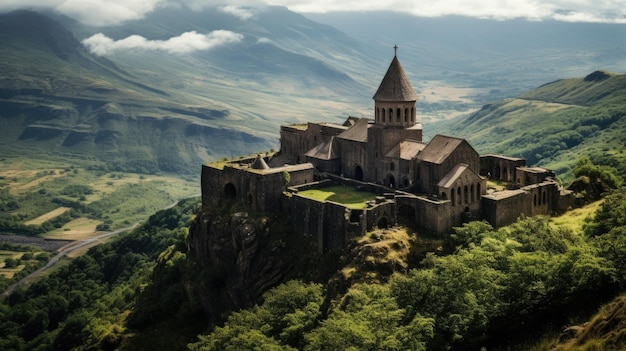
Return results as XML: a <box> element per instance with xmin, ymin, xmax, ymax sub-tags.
<box><xmin>185</xmin><ymin>208</ymin><xmax>332</xmax><ymax>321</ymax></box>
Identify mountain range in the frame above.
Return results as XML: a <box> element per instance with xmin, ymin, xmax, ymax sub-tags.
<box><xmin>1</xmin><ymin>7</ymin><xmax>625</xmax><ymax>178</ymax></box>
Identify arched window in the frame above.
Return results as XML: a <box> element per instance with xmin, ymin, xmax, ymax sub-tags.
<box><xmin>471</xmin><ymin>184</ymin><xmax>475</xmax><ymax>202</ymax></box>
<box><xmin>451</xmin><ymin>190</ymin><xmax>455</xmax><ymax>205</ymax></box>
<box><xmin>411</xmin><ymin>107</ymin><xmax>415</xmax><ymax>122</ymax></box>
<box><xmin>397</xmin><ymin>108</ymin><xmax>401</xmax><ymax>122</ymax></box>
<box><xmin>405</xmin><ymin>108</ymin><xmax>409</xmax><ymax>123</ymax></box>
<box><xmin>477</xmin><ymin>183</ymin><xmax>481</xmax><ymax>199</ymax></box>
<box><xmin>382</xmin><ymin>108</ymin><xmax>386</xmax><ymax>122</ymax></box>
<box><xmin>457</xmin><ymin>187</ymin><xmax>462</xmax><ymax>206</ymax></box>
<box><xmin>224</xmin><ymin>183</ymin><xmax>237</xmax><ymax>200</ymax></box>
<box><xmin>441</xmin><ymin>191</ymin><xmax>447</xmax><ymax>200</ymax></box>
<box><xmin>464</xmin><ymin>185</ymin><xmax>468</xmax><ymax>203</ymax></box>
<box><xmin>389</xmin><ymin>108</ymin><xmax>393</xmax><ymax>119</ymax></box>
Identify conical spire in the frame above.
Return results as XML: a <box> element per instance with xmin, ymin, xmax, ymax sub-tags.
<box><xmin>251</xmin><ymin>155</ymin><xmax>270</xmax><ymax>170</ymax></box>
<box><xmin>372</xmin><ymin>53</ymin><xmax>418</xmax><ymax>102</ymax></box>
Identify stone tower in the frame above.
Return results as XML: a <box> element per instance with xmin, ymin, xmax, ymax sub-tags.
<box><xmin>366</xmin><ymin>48</ymin><xmax>423</xmax><ymax>184</ymax></box>
<box><xmin>373</xmin><ymin>47</ymin><xmax>420</xmax><ymax>128</ymax></box>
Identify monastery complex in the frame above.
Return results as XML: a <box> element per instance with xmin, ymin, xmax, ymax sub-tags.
<box><xmin>202</xmin><ymin>53</ymin><xmax>574</xmax><ymax>252</ymax></box>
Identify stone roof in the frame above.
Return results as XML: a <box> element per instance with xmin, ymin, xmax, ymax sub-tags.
<box><xmin>480</xmin><ymin>153</ymin><xmax>525</xmax><ymax>162</ymax></box>
<box><xmin>337</xmin><ymin>117</ymin><xmax>370</xmax><ymax>142</ymax></box>
<box><xmin>251</xmin><ymin>155</ymin><xmax>270</xmax><ymax>170</ymax></box>
<box><xmin>372</xmin><ymin>55</ymin><xmax>419</xmax><ymax>102</ymax></box>
<box><xmin>305</xmin><ymin>136</ymin><xmax>340</xmax><ymax>160</ymax></box>
<box><xmin>437</xmin><ymin>163</ymin><xmax>481</xmax><ymax>188</ymax></box>
<box><xmin>342</xmin><ymin>116</ymin><xmax>361</xmax><ymax>127</ymax></box>
<box><xmin>385</xmin><ymin>140</ymin><xmax>426</xmax><ymax>160</ymax></box>
<box><xmin>418</xmin><ymin>135</ymin><xmax>465</xmax><ymax>164</ymax></box>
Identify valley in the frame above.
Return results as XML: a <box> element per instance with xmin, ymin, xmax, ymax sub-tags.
<box><xmin>0</xmin><ymin>4</ymin><xmax>625</xmax><ymax>351</ymax></box>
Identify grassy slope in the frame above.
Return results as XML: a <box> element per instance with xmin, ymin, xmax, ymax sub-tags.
<box><xmin>446</xmin><ymin>70</ymin><xmax>626</xmax><ymax>185</ymax></box>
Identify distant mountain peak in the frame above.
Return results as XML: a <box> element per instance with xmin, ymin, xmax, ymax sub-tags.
<box><xmin>0</xmin><ymin>9</ymin><xmax>82</xmax><ymax>60</ymax></box>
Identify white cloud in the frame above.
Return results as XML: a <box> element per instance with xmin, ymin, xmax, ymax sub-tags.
<box><xmin>82</xmin><ymin>30</ymin><xmax>244</xmax><ymax>55</ymax></box>
<box><xmin>1</xmin><ymin>0</ymin><xmax>625</xmax><ymax>24</ymax></box>
<box><xmin>218</xmin><ymin>5</ymin><xmax>255</xmax><ymax>20</ymax></box>
<box><xmin>56</xmin><ymin>0</ymin><xmax>161</xmax><ymax>26</ymax></box>
<box><xmin>263</xmin><ymin>0</ymin><xmax>626</xmax><ymax>23</ymax></box>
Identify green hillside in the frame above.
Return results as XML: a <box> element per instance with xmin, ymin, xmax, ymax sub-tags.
<box><xmin>0</xmin><ymin>9</ymin><xmax>372</xmax><ymax>178</ymax></box>
<box><xmin>446</xmin><ymin>70</ymin><xmax>626</xmax><ymax>184</ymax></box>
<box><xmin>0</xmin><ymin>11</ymin><xmax>278</xmax><ymax>176</ymax></box>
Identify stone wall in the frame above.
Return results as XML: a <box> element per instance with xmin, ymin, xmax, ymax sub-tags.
<box><xmin>339</xmin><ymin>139</ymin><xmax>367</xmax><ymax>180</ymax></box>
<box><xmin>280</xmin><ymin>123</ymin><xmax>345</xmax><ymax>163</ymax></box>
<box><xmin>481</xmin><ymin>180</ymin><xmax>561</xmax><ymax>228</ymax></box>
<box><xmin>418</xmin><ymin>141</ymin><xmax>480</xmax><ymax>194</ymax></box>
<box><xmin>517</xmin><ymin>167</ymin><xmax>557</xmax><ymax>187</ymax></box>
<box><xmin>287</xmin><ymin>192</ymin><xmax>370</xmax><ymax>252</ymax></box>
<box><xmin>201</xmin><ymin>162</ymin><xmax>314</xmax><ymax>214</ymax></box>
<box><xmin>480</xmin><ymin>154</ymin><xmax>526</xmax><ymax>183</ymax></box>
<box><xmin>482</xmin><ymin>190</ymin><xmax>530</xmax><ymax>228</ymax></box>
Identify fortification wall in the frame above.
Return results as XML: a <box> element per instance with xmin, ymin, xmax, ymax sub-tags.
<box><xmin>201</xmin><ymin>163</ymin><xmax>314</xmax><ymax>213</ymax></box>
<box><xmin>287</xmin><ymin>193</ymin><xmax>370</xmax><ymax>253</ymax></box>
<box><xmin>482</xmin><ymin>190</ymin><xmax>530</xmax><ymax>228</ymax></box>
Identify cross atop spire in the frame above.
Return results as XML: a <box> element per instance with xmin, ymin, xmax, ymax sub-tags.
<box><xmin>393</xmin><ymin>44</ymin><xmax>398</xmax><ymax>56</ymax></box>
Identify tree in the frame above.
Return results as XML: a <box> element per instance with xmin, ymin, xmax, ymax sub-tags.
<box><xmin>4</xmin><ymin>257</ymin><xmax>18</xmax><ymax>268</ymax></box>
<box><xmin>584</xmin><ymin>188</ymin><xmax>626</xmax><ymax>236</ymax></box>
<box><xmin>574</xmin><ymin>157</ymin><xmax>622</xmax><ymax>190</ymax></box>
<box><xmin>305</xmin><ymin>284</ymin><xmax>433</xmax><ymax>351</ymax></box>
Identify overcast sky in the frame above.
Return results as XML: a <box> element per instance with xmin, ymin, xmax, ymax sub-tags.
<box><xmin>3</xmin><ymin>0</ymin><xmax>624</xmax><ymax>56</ymax></box>
<box><xmin>2</xmin><ymin>0</ymin><xmax>626</xmax><ymax>26</ymax></box>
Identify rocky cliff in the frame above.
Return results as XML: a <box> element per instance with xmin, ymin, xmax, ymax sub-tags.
<box><xmin>185</xmin><ymin>206</ymin><xmax>337</xmax><ymax>321</ymax></box>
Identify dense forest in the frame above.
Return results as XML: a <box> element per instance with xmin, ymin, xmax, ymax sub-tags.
<box><xmin>0</xmin><ymin>160</ymin><xmax>625</xmax><ymax>350</ymax></box>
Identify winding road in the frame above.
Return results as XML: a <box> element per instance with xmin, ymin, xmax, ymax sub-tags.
<box><xmin>1</xmin><ymin>223</ymin><xmax>139</xmax><ymax>298</ymax></box>
<box><xmin>1</xmin><ymin>195</ymin><xmax>199</xmax><ymax>298</ymax></box>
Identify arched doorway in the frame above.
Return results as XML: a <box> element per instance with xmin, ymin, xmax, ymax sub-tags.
<box><xmin>377</xmin><ymin>217</ymin><xmax>389</xmax><ymax>229</ymax></box>
<box><xmin>387</xmin><ymin>174</ymin><xmax>395</xmax><ymax>188</ymax></box>
<box><xmin>354</xmin><ymin>165</ymin><xmax>364</xmax><ymax>181</ymax></box>
<box><xmin>494</xmin><ymin>165</ymin><xmax>501</xmax><ymax>179</ymax></box>
<box><xmin>224</xmin><ymin>183</ymin><xmax>237</xmax><ymax>200</ymax></box>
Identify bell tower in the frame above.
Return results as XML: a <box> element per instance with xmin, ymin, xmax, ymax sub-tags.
<box><xmin>372</xmin><ymin>46</ymin><xmax>420</xmax><ymax>129</ymax></box>
<box><xmin>366</xmin><ymin>47</ymin><xmax>422</xmax><ymax>183</ymax></box>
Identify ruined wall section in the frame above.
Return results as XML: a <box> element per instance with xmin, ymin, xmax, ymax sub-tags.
<box><xmin>480</xmin><ymin>154</ymin><xmax>526</xmax><ymax>183</ymax></box>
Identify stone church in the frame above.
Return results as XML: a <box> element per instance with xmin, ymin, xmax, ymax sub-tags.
<box><xmin>202</xmin><ymin>52</ymin><xmax>574</xmax><ymax>252</ymax></box>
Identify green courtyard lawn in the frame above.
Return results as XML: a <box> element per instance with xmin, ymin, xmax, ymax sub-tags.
<box><xmin>297</xmin><ymin>185</ymin><xmax>378</xmax><ymax>209</ymax></box>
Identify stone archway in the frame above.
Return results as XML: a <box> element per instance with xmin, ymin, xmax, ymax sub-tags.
<box><xmin>224</xmin><ymin>183</ymin><xmax>237</xmax><ymax>200</ymax></box>
<box><xmin>377</xmin><ymin>217</ymin><xmax>389</xmax><ymax>229</ymax></box>
<box><xmin>494</xmin><ymin>165</ymin><xmax>501</xmax><ymax>179</ymax></box>
<box><xmin>387</xmin><ymin>174</ymin><xmax>395</xmax><ymax>188</ymax></box>
<box><xmin>354</xmin><ymin>165</ymin><xmax>364</xmax><ymax>181</ymax></box>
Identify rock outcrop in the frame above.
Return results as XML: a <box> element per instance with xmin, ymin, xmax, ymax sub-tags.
<box><xmin>185</xmin><ymin>208</ymin><xmax>327</xmax><ymax>321</ymax></box>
